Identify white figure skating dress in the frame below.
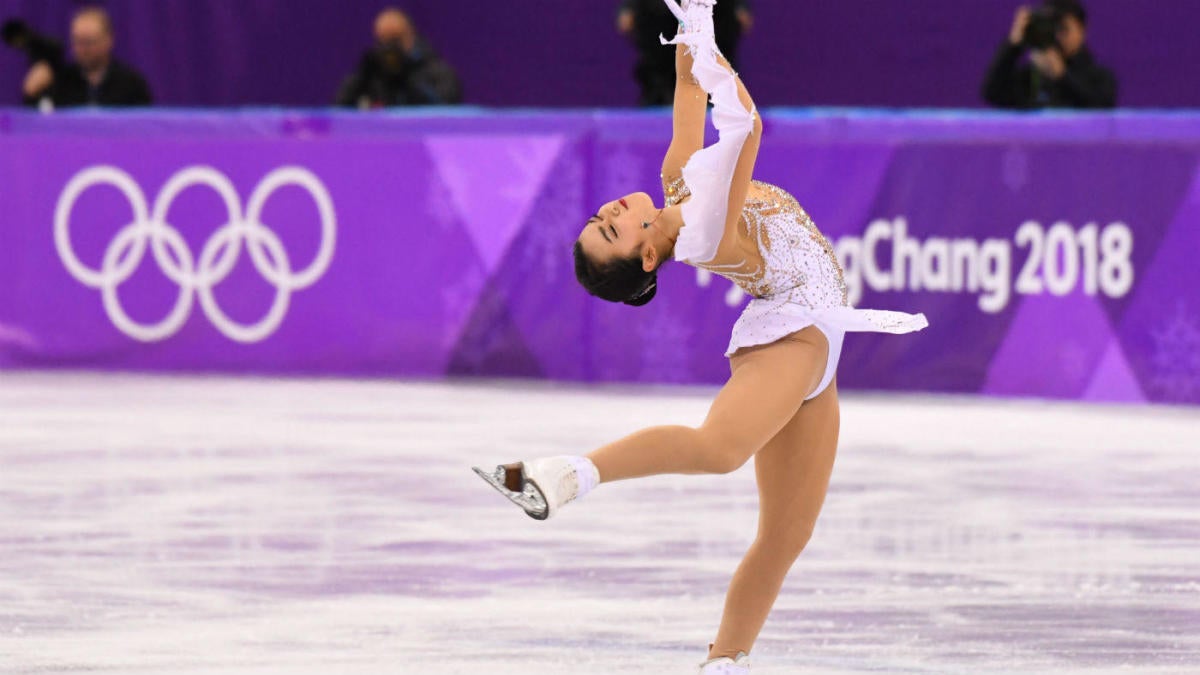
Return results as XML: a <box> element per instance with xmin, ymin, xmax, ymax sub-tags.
<box><xmin>663</xmin><ymin>9</ymin><xmax>928</xmax><ymax>399</ymax></box>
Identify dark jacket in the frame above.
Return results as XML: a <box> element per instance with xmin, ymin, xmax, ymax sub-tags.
<box><xmin>982</xmin><ymin>43</ymin><xmax>1117</xmax><ymax>110</ymax></box>
<box><xmin>621</xmin><ymin>0</ymin><xmax>750</xmax><ymax>106</ymax></box>
<box><xmin>18</xmin><ymin>41</ymin><xmax>152</xmax><ymax>107</ymax></box>
<box><xmin>335</xmin><ymin>40</ymin><xmax>462</xmax><ymax>107</ymax></box>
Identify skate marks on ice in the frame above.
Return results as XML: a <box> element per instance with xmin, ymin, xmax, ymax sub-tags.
<box><xmin>0</xmin><ymin>373</ymin><xmax>1198</xmax><ymax>673</ymax></box>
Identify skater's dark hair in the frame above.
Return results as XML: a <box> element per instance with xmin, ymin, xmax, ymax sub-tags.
<box><xmin>573</xmin><ymin>240</ymin><xmax>658</xmax><ymax>307</ymax></box>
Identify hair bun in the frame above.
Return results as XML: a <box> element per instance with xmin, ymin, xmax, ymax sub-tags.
<box><xmin>623</xmin><ymin>279</ymin><xmax>658</xmax><ymax>307</ymax></box>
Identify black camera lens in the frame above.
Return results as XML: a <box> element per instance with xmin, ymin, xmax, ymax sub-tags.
<box><xmin>1023</xmin><ymin>9</ymin><xmax>1060</xmax><ymax>50</ymax></box>
<box><xmin>2</xmin><ymin>18</ymin><xmax>30</xmax><ymax>45</ymax></box>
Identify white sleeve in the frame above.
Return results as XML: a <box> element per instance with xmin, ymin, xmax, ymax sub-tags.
<box><xmin>661</xmin><ymin>9</ymin><xmax>757</xmax><ymax>265</ymax></box>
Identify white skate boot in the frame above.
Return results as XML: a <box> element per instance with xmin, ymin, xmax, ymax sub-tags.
<box><xmin>699</xmin><ymin>651</ymin><xmax>750</xmax><ymax>674</ymax></box>
<box><xmin>472</xmin><ymin>456</ymin><xmax>599</xmax><ymax>520</ymax></box>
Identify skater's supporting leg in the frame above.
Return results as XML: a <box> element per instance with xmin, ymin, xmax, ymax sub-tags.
<box><xmin>586</xmin><ymin>326</ymin><xmax>829</xmax><ymax>483</ymax></box>
<box><xmin>709</xmin><ymin>378</ymin><xmax>841</xmax><ymax>660</ymax></box>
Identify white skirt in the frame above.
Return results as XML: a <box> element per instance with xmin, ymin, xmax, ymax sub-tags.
<box><xmin>727</xmin><ymin>294</ymin><xmax>929</xmax><ymax>401</ymax></box>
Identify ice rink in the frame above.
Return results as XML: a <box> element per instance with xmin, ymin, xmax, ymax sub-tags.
<box><xmin>1</xmin><ymin>372</ymin><xmax>1197</xmax><ymax>674</ymax></box>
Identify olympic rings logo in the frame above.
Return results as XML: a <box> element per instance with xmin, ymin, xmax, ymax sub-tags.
<box><xmin>54</xmin><ymin>165</ymin><xmax>336</xmax><ymax>343</ymax></box>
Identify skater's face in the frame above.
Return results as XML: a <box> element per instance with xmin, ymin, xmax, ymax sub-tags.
<box><xmin>576</xmin><ymin>192</ymin><xmax>657</xmax><ymax>266</ymax></box>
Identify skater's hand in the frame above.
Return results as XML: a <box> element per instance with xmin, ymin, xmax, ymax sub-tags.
<box><xmin>661</xmin><ymin>0</ymin><xmax>714</xmax><ymax>34</ymax></box>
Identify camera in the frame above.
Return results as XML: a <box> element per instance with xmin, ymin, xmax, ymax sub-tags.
<box><xmin>2</xmin><ymin>18</ymin><xmax>63</xmax><ymax>65</ymax></box>
<box><xmin>1022</xmin><ymin>6</ymin><xmax>1062</xmax><ymax>50</ymax></box>
<box><xmin>1</xmin><ymin>18</ymin><xmax>27</xmax><ymax>44</ymax></box>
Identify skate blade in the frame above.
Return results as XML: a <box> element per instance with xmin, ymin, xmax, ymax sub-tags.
<box><xmin>471</xmin><ymin>465</ymin><xmax>549</xmax><ymax>520</ymax></box>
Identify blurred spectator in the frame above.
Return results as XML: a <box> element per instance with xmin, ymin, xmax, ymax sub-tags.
<box><xmin>2</xmin><ymin>6</ymin><xmax>152</xmax><ymax>108</ymax></box>
<box><xmin>618</xmin><ymin>0</ymin><xmax>752</xmax><ymax>106</ymax></box>
<box><xmin>982</xmin><ymin>0</ymin><xmax>1116</xmax><ymax>109</ymax></box>
<box><xmin>336</xmin><ymin>8</ymin><xmax>462</xmax><ymax>108</ymax></box>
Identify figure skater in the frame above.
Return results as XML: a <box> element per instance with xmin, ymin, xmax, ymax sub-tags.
<box><xmin>475</xmin><ymin>1</ymin><xmax>927</xmax><ymax>671</ymax></box>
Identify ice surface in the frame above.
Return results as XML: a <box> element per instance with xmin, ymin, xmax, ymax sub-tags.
<box><xmin>0</xmin><ymin>372</ymin><xmax>1197</xmax><ymax>674</ymax></box>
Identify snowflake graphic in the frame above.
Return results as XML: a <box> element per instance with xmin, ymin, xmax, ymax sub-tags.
<box><xmin>496</xmin><ymin>142</ymin><xmax>559</xmax><ymax>215</ymax></box>
<box><xmin>1149</xmin><ymin>302</ymin><xmax>1200</xmax><ymax>403</ymax></box>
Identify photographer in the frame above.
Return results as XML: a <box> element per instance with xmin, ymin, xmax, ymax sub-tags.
<box><xmin>2</xmin><ymin>7</ymin><xmax>152</xmax><ymax>108</ymax></box>
<box><xmin>335</xmin><ymin>8</ymin><xmax>462</xmax><ymax>108</ymax></box>
<box><xmin>982</xmin><ymin>0</ymin><xmax>1116</xmax><ymax>109</ymax></box>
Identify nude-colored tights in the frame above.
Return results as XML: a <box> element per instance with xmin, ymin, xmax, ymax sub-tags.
<box><xmin>585</xmin><ymin>326</ymin><xmax>840</xmax><ymax>660</ymax></box>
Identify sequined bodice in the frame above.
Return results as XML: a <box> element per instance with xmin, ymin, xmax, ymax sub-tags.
<box><xmin>664</xmin><ymin>176</ymin><xmax>849</xmax><ymax>306</ymax></box>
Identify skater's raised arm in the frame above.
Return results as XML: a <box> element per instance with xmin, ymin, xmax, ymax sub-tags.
<box><xmin>661</xmin><ymin>0</ymin><xmax>762</xmax><ymax>249</ymax></box>
<box><xmin>661</xmin><ymin>44</ymin><xmax>708</xmax><ymax>179</ymax></box>
<box><xmin>715</xmin><ymin>53</ymin><xmax>762</xmax><ymax>237</ymax></box>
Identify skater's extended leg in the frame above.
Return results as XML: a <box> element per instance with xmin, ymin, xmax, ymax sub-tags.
<box><xmin>586</xmin><ymin>326</ymin><xmax>829</xmax><ymax>482</ymax></box>
<box><xmin>474</xmin><ymin>326</ymin><xmax>828</xmax><ymax>519</ymax></box>
<box><xmin>708</xmin><ymin>378</ymin><xmax>841</xmax><ymax>660</ymax></box>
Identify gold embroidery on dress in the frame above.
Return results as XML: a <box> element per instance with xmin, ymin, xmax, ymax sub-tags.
<box><xmin>667</xmin><ymin>178</ymin><xmax>849</xmax><ymax>305</ymax></box>
<box><xmin>662</xmin><ymin>174</ymin><xmax>691</xmax><ymax>208</ymax></box>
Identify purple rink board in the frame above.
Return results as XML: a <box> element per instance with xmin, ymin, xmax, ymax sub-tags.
<box><xmin>2</xmin><ymin>109</ymin><xmax>1199</xmax><ymax>405</ymax></box>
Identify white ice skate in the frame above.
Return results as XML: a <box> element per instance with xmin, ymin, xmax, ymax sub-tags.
<box><xmin>472</xmin><ymin>456</ymin><xmax>596</xmax><ymax>520</ymax></box>
<box><xmin>699</xmin><ymin>651</ymin><xmax>750</xmax><ymax>674</ymax></box>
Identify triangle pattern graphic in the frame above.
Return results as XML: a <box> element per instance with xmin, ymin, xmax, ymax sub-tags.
<box><xmin>1082</xmin><ymin>339</ymin><xmax>1146</xmax><ymax>403</ymax></box>
<box><xmin>447</xmin><ymin>284</ymin><xmax>543</xmax><ymax>378</ymax></box>
<box><xmin>432</xmin><ymin>246</ymin><xmax>490</xmax><ymax>374</ymax></box>
<box><xmin>1116</xmin><ymin>162</ymin><xmax>1200</xmax><ymax>399</ymax></box>
<box><xmin>425</xmin><ymin>134</ymin><xmax>565</xmax><ymax>274</ymax></box>
<box><xmin>983</xmin><ymin>290</ymin><xmax>1114</xmax><ymax>399</ymax></box>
